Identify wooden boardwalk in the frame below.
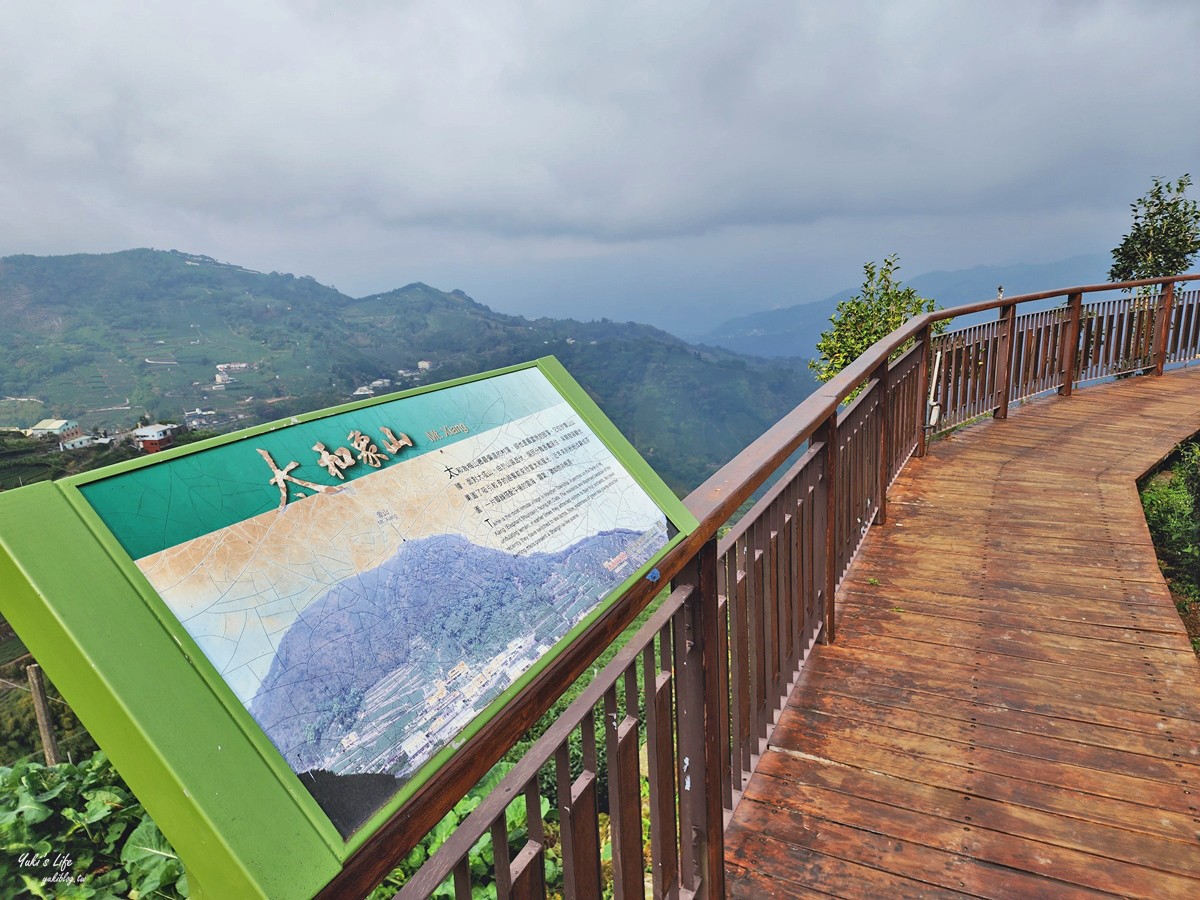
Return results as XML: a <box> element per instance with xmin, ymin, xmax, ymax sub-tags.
<box><xmin>724</xmin><ymin>367</ymin><xmax>1200</xmax><ymax>898</ymax></box>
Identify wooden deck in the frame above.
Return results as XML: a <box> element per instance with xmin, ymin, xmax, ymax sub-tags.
<box><xmin>724</xmin><ymin>367</ymin><xmax>1200</xmax><ymax>898</ymax></box>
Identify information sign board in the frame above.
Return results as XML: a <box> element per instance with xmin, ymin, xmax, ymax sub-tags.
<box><xmin>0</xmin><ymin>358</ymin><xmax>696</xmax><ymax>898</ymax></box>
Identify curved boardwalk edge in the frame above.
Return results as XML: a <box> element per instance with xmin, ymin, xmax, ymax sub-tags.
<box><xmin>725</xmin><ymin>367</ymin><xmax>1200</xmax><ymax>898</ymax></box>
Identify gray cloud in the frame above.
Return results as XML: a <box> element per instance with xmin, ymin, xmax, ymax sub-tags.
<box><xmin>2</xmin><ymin>1</ymin><xmax>1197</xmax><ymax>331</ymax></box>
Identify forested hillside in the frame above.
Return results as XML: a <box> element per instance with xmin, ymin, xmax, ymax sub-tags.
<box><xmin>0</xmin><ymin>249</ymin><xmax>817</xmax><ymax>493</ymax></box>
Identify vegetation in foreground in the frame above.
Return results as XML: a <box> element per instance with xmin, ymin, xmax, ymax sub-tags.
<box><xmin>1140</xmin><ymin>440</ymin><xmax>1200</xmax><ymax>656</ymax></box>
<box><xmin>0</xmin><ymin>661</ymin><xmax>97</xmax><ymax>767</ymax></box>
<box><xmin>1</xmin><ymin>596</ymin><xmax>663</xmax><ymax>898</ymax></box>
<box><xmin>1109</xmin><ymin>173</ymin><xmax>1200</xmax><ymax>285</ymax></box>
<box><xmin>809</xmin><ymin>253</ymin><xmax>946</xmax><ymax>392</ymax></box>
<box><xmin>0</xmin><ymin>435</ymin><xmax>143</xmax><ymax>493</ymax></box>
<box><xmin>0</xmin><ymin>752</ymin><xmax>185</xmax><ymax>899</ymax></box>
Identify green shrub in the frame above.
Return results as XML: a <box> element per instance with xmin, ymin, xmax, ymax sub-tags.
<box><xmin>365</xmin><ymin>760</ymin><xmax>562</xmax><ymax>899</ymax></box>
<box><xmin>0</xmin><ymin>751</ymin><xmax>186</xmax><ymax>898</ymax></box>
<box><xmin>1142</xmin><ymin>441</ymin><xmax>1200</xmax><ymax>610</ymax></box>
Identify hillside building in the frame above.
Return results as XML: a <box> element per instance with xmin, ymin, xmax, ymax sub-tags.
<box><xmin>132</xmin><ymin>424</ymin><xmax>177</xmax><ymax>454</ymax></box>
<box><xmin>29</xmin><ymin>419</ymin><xmax>83</xmax><ymax>442</ymax></box>
<box><xmin>60</xmin><ymin>434</ymin><xmax>94</xmax><ymax>451</ymax></box>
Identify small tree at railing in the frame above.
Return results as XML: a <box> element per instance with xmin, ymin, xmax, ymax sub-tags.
<box><xmin>1109</xmin><ymin>174</ymin><xmax>1200</xmax><ymax>290</ymax></box>
<box><xmin>810</xmin><ymin>254</ymin><xmax>945</xmax><ymax>392</ymax></box>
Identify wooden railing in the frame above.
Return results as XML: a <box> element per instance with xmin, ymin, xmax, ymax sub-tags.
<box><xmin>323</xmin><ymin>273</ymin><xmax>1200</xmax><ymax>899</ymax></box>
<box><xmin>929</xmin><ymin>280</ymin><xmax>1200</xmax><ymax>432</ymax></box>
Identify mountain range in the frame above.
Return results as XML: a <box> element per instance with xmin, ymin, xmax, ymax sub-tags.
<box><xmin>1</xmin><ymin>248</ymin><xmax>1118</xmax><ymax>492</ymax></box>
<box><xmin>698</xmin><ymin>254</ymin><xmax>1111</xmax><ymax>357</ymax></box>
<box><xmin>0</xmin><ymin>249</ymin><xmax>818</xmax><ymax>493</ymax></box>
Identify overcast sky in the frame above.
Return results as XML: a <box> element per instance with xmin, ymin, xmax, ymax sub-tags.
<box><xmin>3</xmin><ymin>1</ymin><xmax>1197</xmax><ymax>335</ymax></box>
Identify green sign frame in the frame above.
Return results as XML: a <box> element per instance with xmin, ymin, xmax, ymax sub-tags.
<box><xmin>0</xmin><ymin>358</ymin><xmax>696</xmax><ymax>898</ymax></box>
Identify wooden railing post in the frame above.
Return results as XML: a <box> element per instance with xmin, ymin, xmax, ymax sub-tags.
<box><xmin>1059</xmin><ymin>292</ymin><xmax>1083</xmax><ymax>397</ymax></box>
<box><xmin>994</xmin><ymin>303</ymin><xmax>1015</xmax><ymax>419</ymax></box>
<box><xmin>555</xmin><ymin>729</ymin><xmax>601</xmax><ymax>900</ymax></box>
<box><xmin>873</xmin><ymin>357</ymin><xmax>890</xmax><ymax>526</ymax></box>
<box><xmin>915</xmin><ymin>324</ymin><xmax>932</xmax><ymax>456</ymax></box>
<box><xmin>1154</xmin><ymin>281</ymin><xmax>1177</xmax><ymax>376</ymax></box>
<box><xmin>27</xmin><ymin>663</ymin><xmax>61</xmax><ymax>766</ymax></box>
<box><xmin>674</xmin><ymin>539</ymin><xmax>725</xmax><ymax>897</ymax></box>
<box><xmin>817</xmin><ymin>414</ymin><xmax>838</xmax><ymax>644</ymax></box>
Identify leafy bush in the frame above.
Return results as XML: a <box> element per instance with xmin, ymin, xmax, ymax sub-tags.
<box><xmin>1109</xmin><ymin>174</ymin><xmax>1200</xmax><ymax>284</ymax></box>
<box><xmin>365</xmin><ymin>761</ymin><xmax>562</xmax><ymax>899</ymax></box>
<box><xmin>500</xmin><ymin>593</ymin><xmax>664</xmax><ymax>812</ymax></box>
<box><xmin>366</xmin><ymin>598</ymin><xmax>671</xmax><ymax>897</ymax></box>
<box><xmin>1141</xmin><ymin>441</ymin><xmax>1200</xmax><ymax>610</ymax></box>
<box><xmin>0</xmin><ymin>751</ymin><xmax>186</xmax><ymax>899</ymax></box>
<box><xmin>810</xmin><ymin>254</ymin><xmax>946</xmax><ymax>390</ymax></box>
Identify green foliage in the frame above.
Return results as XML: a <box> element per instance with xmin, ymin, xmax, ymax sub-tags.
<box><xmin>367</xmin><ymin>600</ymin><xmax>665</xmax><ymax>896</ymax></box>
<box><xmin>364</xmin><ymin>760</ymin><xmax>561</xmax><ymax>899</ymax></box>
<box><xmin>0</xmin><ymin>440</ymin><xmax>141</xmax><ymax>492</ymax></box>
<box><xmin>0</xmin><ymin>661</ymin><xmax>97</xmax><ymax>767</ymax></box>
<box><xmin>1180</xmin><ymin>443</ymin><xmax>1200</xmax><ymax>518</ymax></box>
<box><xmin>1141</xmin><ymin>441</ymin><xmax>1200</xmax><ymax>611</ymax></box>
<box><xmin>501</xmin><ymin>593</ymin><xmax>663</xmax><ymax>812</ymax></box>
<box><xmin>810</xmin><ymin>254</ymin><xmax>943</xmax><ymax>386</ymax></box>
<box><xmin>1109</xmin><ymin>174</ymin><xmax>1200</xmax><ymax>284</ymax></box>
<box><xmin>0</xmin><ymin>634</ymin><xmax>27</xmax><ymax>667</ymax></box>
<box><xmin>169</xmin><ymin>429</ymin><xmax>222</xmax><ymax>448</ymax></box>
<box><xmin>0</xmin><ymin>751</ymin><xmax>186</xmax><ymax>899</ymax></box>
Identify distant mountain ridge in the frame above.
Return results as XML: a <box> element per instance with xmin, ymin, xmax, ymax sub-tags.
<box><xmin>0</xmin><ymin>248</ymin><xmax>819</xmax><ymax>492</ymax></box>
<box><xmin>699</xmin><ymin>254</ymin><xmax>1110</xmax><ymax>357</ymax></box>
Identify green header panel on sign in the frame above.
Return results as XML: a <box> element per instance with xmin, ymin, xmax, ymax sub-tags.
<box><xmin>0</xmin><ymin>358</ymin><xmax>696</xmax><ymax>898</ymax></box>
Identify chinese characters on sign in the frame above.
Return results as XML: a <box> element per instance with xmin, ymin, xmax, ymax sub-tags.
<box><xmin>58</xmin><ymin>360</ymin><xmax>689</xmax><ymax>868</ymax></box>
<box><xmin>442</xmin><ymin>418</ymin><xmax>616</xmax><ymax>555</ymax></box>
<box><xmin>260</xmin><ymin>425</ymin><xmax>422</xmax><ymax>509</ymax></box>
<box><xmin>257</xmin><ymin>450</ymin><xmax>339</xmax><ymax>510</ymax></box>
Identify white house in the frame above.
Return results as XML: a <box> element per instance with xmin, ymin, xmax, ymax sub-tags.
<box><xmin>132</xmin><ymin>424</ymin><xmax>177</xmax><ymax>453</ymax></box>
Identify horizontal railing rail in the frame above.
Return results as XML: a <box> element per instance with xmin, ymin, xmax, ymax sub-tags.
<box><xmin>401</xmin><ymin>583</ymin><xmax>699</xmax><ymax>899</ymax></box>
<box><xmin>325</xmin><ymin>272</ymin><xmax>1200</xmax><ymax>899</ymax></box>
<box><xmin>926</xmin><ymin>275</ymin><xmax>1200</xmax><ymax>433</ymax></box>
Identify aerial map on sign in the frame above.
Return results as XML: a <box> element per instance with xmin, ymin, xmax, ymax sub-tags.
<box><xmin>79</xmin><ymin>366</ymin><xmax>671</xmax><ymax>836</ymax></box>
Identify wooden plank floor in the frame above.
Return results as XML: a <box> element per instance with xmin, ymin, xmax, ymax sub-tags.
<box><xmin>724</xmin><ymin>367</ymin><xmax>1200</xmax><ymax>898</ymax></box>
